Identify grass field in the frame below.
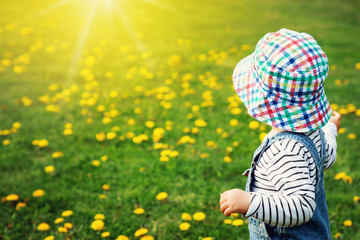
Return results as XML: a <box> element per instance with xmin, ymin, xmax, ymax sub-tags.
<box><xmin>0</xmin><ymin>0</ymin><xmax>359</xmax><ymax>239</ymax></box>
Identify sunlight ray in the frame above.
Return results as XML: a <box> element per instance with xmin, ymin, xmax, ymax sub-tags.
<box><xmin>33</xmin><ymin>0</ymin><xmax>73</xmax><ymax>16</ymax></box>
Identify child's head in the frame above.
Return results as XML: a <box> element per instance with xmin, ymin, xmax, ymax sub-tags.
<box><xmin>233</xmin><ymin>28</ymin><xmax>332</xmax><ymax>132</ymax></box>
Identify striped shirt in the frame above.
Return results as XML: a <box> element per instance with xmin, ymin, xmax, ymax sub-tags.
<box><xmin>245</xmin><ymin>123</ymin><xmax>338</xmax><ymax>227</ymax></box>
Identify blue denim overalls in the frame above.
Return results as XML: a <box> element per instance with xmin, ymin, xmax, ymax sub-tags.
<box><xmin>245</xmin><ymin>130</ymin><xmax>331</xmax><ymax>239</ymax></box>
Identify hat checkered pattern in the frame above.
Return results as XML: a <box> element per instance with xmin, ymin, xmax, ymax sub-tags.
<box><xmin>233</xmin><ymin>28</ymin><xmax>332</xmax><ymax>132</ymax></box>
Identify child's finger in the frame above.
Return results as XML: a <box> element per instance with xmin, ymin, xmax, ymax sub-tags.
<box><xmin>219</xmin><ymin>196</ymin><xmax>227</xmax><ymax>205</ymax></box>
<box><xmin>224</xmin><ymin>206</ymin><xmax>233</xmax><ymax>216</ymax></box>
<box><xmin>220</xmin><ymin>202</ymin><xmax>229</xmax><ymax>213</ymax></box>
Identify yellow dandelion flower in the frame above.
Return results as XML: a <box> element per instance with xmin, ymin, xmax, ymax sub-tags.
<box><xmin>102</xmin><ymin>117</ymin><xmax>112</xmax><ymax>124</ymax></box>
<box><xmin>338</xmin><ymin>128</ymin><xmax>346</xmax><ymax>134</ymax></box>
<box><xmin>44</xmin><ymin>165</ymin><xmax>55</xmax><ymax>173</ymax></box>
<box><xmin>134</xmin><ymin>228</ymin><xmax>148</xmax><ymax>237</ymax></box>
<box><xmin>334</xmin><ymin>172</ymin><xmax>346</xmax><ymax>180</ymax></box>
<box><xmin>334</xmin><ymin>232</ymin><xmax>340</xmax><ymax>239</ymax></box>
<box><xmin>230</xmin><ymin>108</ymin><xmax>242</xmax><ymax>115</ymax></box>
<box><xmin>156</xmin><ymin>192</ymin><xmax>168</xmax><ymax>201</ymax></box>
<box><xmin>343</xmin><ymin>175</ymin><xmax>353</xmax><ymax>184</ymax></box>
<box><xmin>64</xmin><ymin>123</ymin><xmax>72</xmax><ymax>129</ymax></box>
<box><xmin>101</xmin><ymin>155</ymin><xmax>108</xmax><ymax>161</ymax></box>
<box><xmin>191</xmin><ymin>127</ymin><xmax>199</xmax><ymax>134</ymax></box>
<box><xmin>32</xmin><ymin>189</ymin><xmax>45</xmax><ymax>197</ymax></box>
<box><xmin>202</xmin><ymin>237</ymin><xmax>213</xmax><ymax>240</ymax></box>
<box><xmin>140</xmin><ymin>235</ymin><xmax>154</xmax><ymax>240</ymax></box>
<box><xmin>179</xmin><ymin>222</ymin><xmax>190</xmax><ymax>231</ymax></box>
<box><xmin>37</xmin><ymin>223</ymin><xmax>50</xmax><ymax>231</ymax></box>
<box><xmin>170</xmin><ymin>151</ymin><xmax>179</xmax><ymax>158</ymax></box>
<box><xmin>344</xmin><ymin>220</ymin><xmax>352</xmax><ymax>227</ymax></box>
<box><xmin>63</xmin><ymin>129</ymin><xmax>73</xmax><ymax>136</ymax></box>
<box><xmin>230</xmin><ymin>119</ymin><xmax>239</xmax><ymax>126</ymax></box>
<box><xmin>97</xmin><ymin>105</ymin><xmax>106</xmax><ymax>112</ymax></box>
<box><xmin>61</xmin><ymin>210</ymin><xmax>73</xmax><ymax>217</ymax></box>
<box><xmin>353</xmin><ymin>196</ymin><xmax>359</xmax><ymax>202</ymax></box>
<box><xmin>221</xmin><ymin>132</ymin><xmax>229</xmax><ymax>138</ymax></box>
<box><xmin>109</xmin><ymin>90</ymin><xmax>118</xmax><ymax>98</ymax></box>
<box><xmin>54</xmin><ymin>218</ymin><xmax>64</xmax><ymax>224</ymax></box>
<box><xmin>224</xmin><ymin>219</ymin><xmax>232</xmax><ymax>224</ymax></box>
<box><xmin>233</xmin><ymin>141</ymin><xmax>239</xmax><ymax>147</ymax></box>
<box><xmin>181</xmin><ymin>213</ymin><xmax>192</xmax><ymax>221</ymax></box>
<box><xmin>230</xmin><ymin>213</ymin><xmax>239</xmax><ymax>218</ymax></box>
<box><xmin>58</xmin><ymin>226</ymin><xmax>67</xmax><ymax>233</ymax></box>
<box><xmin>94</xmin><ymin>214</ymin><xmax>105</xmax><ymax>220</ymax></box>
<box><xmin>16</xmin><ymin>202</ymin><xmax>26</xmax><ymax>210</ymax></box>
<box><xmin>102</xmin><ymin>184</ymin><xmax>110</xmax><ymax>191</ymax></box>
<box><xmin>102</xmin><ymin>232</ymin><xmax>110</xmax><ymax>237</ymax></box>
<box><xmin>134</xmin><ymin>208</ymin><xmax>145</xmax><ymax>215</ymax></box>
<box><xmin>44</xmin><ymin>235</ymin><xmax>55</xmax><ymax>240</ymax></box>
<box><xmin>347</xmin><ymin>133</ymin><xmax>356</xmax><ymax>140</ymax></box>
<box><xmin>127</xmin><ymin>119</ymin><xmax>136</xmax><ymax>125</ymax></box>
<box><xmin>232</xmin><ymin>219</ymin><xmax>244</xmax><ymax>226</ymax></box>
<box><xmin>194</xmin><ymin>119</ymin><xmax>207</xmax><ymax>127</ymax></box>
<box><xmin>106</xmin><ymin>131</ymin><xmax>117</xmax><ymax>140</ymax></box>
<box><xmin>12</xmin><ymin>122</ymin><xmax>21</xmax><ymax>129</ymax></box>
<box><xmin>183</xmin><ymin>127</ymin><xmax>190</xmax><ymax>133</ymax></box>
<box><xmin>193</xmin><ymin>212</ymin><xmax>206</xmax><ymax>221</ymax></box>
<box><xmin>116</xmin><ymin>235</ymin><xmax>129</xmax><ymax>240</ymax></box>
<box><xmin>226</xmin><ymin>146</ymin><xmax>233</xmax><ymax>152</ymax></box>
<box><xmin>52</xmin><ymin>151</ymin><xmax>63</xmax><ymax>158</ymax></box>
<box><xmin>91</xmin><ymin>220</ymin><xmax>104</xmax><ymax>231</ymax></box>
<box><xmin>3</xmin><ymin>139</ymin><xmax>10</xmax><ymax>146</ymax></box>
<box><xmin>145</xmin><ymin>121</ymin><xmax>155</xmax><ymax>128</ymax></box>
<box><xmin>64</xmin><ymin>222</ymin><xmax>72</xmax><ymax>229</ymax></box>
<box><xmin>216</xmin><ymin>128</ymin><xmax>223</xmax><ymax>134</ymax></box>
<box><xmin>259</xmin><ymin>132</ymin><xmax>268</xmax><ymax>142</ymax></box>
<box><xmin>355</xmin><ymin>62</ymin><xmax>360</xmax><ymax>70</ymax></box>
<box><xmin>200</xmin><ymin>153</ymin><xmax>210</xmax><ymax>159</ymax></box>
<box><xmin>224</xmin><ymin>156</ymin><xmax>232</xmax><ymax>163</ymax></box>
<box><xmin>160</xmin><ymin>156</ymin><xmax>169</xmax><ymax>162</ymax></box>
<box><xmin>92</xmin><ymin>160</ymin><xmax>101</xmax><ymax>167</ymax></box>
<box><xmin>249</xmin><ymin>121</ymin><xmax>260</xmax><ymax>129</ymax></box>
<box><xmin>38</xmin><ymin>139</ymin><xmax>49</xmax><ymax>148</ymax></box>
<box><xmin>96</xmin><ymin>132</ymin><xmax>106</xmax><ymax>142</ymax></box>
<box><xmin>99</xmin><ymin>194</ymin><xmax>107</xmax><ymax>199</ymax></box>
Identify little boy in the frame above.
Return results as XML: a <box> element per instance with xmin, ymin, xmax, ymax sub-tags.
<box><xmin>219</xmin><ymin>29</ymin><xmax>341</xmax><ymax>239</ymax></box>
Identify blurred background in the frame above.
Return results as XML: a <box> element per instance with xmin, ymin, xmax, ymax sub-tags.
<box><xmin>0</xmin><ymin>0</ymin><xmax>359</xmax><ymax>239</ymax></box>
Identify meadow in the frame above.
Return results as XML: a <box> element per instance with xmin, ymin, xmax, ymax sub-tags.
<box><xmin>0</xmin><ymin>0</ymin><xmax>359</xmax><ymax>239</ymax></box>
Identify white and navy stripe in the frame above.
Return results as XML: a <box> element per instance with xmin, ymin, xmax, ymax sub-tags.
<box><xmin>245</xmin><ymin>123</ymin><xmax>337</xmax><ymax>227</ymax></box>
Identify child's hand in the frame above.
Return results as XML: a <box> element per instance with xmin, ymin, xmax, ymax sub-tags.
<box><xmin>219</xmin><ymin>189</ymin><xmax>252</xmax><ymax>216</ymax></box>
<box><xmin>329</xmin><ymin>111</ymin><xmax>341</xmax><ymax>131</ymax></box>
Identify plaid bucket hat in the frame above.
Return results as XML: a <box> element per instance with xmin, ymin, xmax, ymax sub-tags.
<box><xmin>233</xmin><ymin>28</ymin><xmax>332</xmax><ymax>132</ymax></box>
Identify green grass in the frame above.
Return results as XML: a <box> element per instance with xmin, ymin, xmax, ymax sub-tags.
<box><xmin>0</xmin><ymin>0</ymin><xmax>359</xmax><ymax>239</ymax></box>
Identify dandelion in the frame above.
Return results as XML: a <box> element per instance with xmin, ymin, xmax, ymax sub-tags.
<box><xmin>224</xmin><ymin>219</ymin><xmax>232</xmax><ymax>224</ymax></box>
<box><xmin>200</xmin><ymin>153</ymin><xmax>210</xmax><ymax>158</ymax></box>
<box><xmin>44</xmin><ymin>165</ymin><xmax>55</xmax><ymax>173</ymax></box>
<box><xmin>16</xmin><ymin>202</ymin><xmax>26</xmax><ymax>210</ymax></box>
<box><xmin>63</xmin><ymin>129</ymin><xmax>73</xmax><ymax>135</ymax></box>
<box><xmin>181</xmin><ymin>213</ymin><xmax>192</xmax><ymax>221</ymax></box>
<box><xmin>232</xmin><ymin>219</ymin><xmax>244</xmax><ymax>226</ymax></box>
<box><xmin>334</xmin><ymin>233</ymin><xmax>340</xmax><ymax>239</ymax></box>
<box><xmin>102</xmin><ymin>184</ymin><xmax>110</xmax><ymax>191</ymax></box>
<box><xmin>96</xmin><ymin>132</ymin><xmax>106</xmax><ymax>142</ymax></box>
<box><xmin>64</xmin><ymin>223</ymin><xmax>72</xmax><ymax>229</ymax></box>
<box><xmin>106</xmin><ymin>131</ymin><xmax>117</xmax><ymax>140</ymax></box>
<box><xmin>230</xmin><ymin>119</ymin><xmax>239</xmax><ymax>126</ymax></box>
<box><xmin>109</xmin><ymin>90</ymin><xmax>118</xmax><ymax>98</ymax></box>
<box><xmin>193</xmin><ymin>212</ymin><xmax>206</xmax><ymax>221</ymax></box>
<box><xmin>99</xmin><ymin>194</ymin><xmax>107</xmax><ymax>199</ymax></box>
<box><xmin>160</xmin><ymin>156</ymin><xmax>169</xmax><ymax>162</ymax></box>
<box><xmin>249</xmin><ymin>121</ymin><xmax>260</xmax><ymax>129</ymax></box>
<box><xmin>224</xmin><ymin>156</ymin><xmax>232</xmax><ymax>163</ymax></box>
<box><xmin>195</xmin><ymin>119</ymin><xmax>207</xmax><ymax>127</ymax></box>
<box><xmin>58</xmin><ymin>226</ymin><xmax>68</xmax><ymax>233</ymax></box>
<box><xmin>61</xmin><ymin>210</ymin><xmax>73</xmax><ymax>217</ymax></box>
<box><xmin>233</xmin><ymin>141</ymin><xmax>239</xmax><ymax>147</ymax></box>
<box><xmin>127</xmin><ymin>119</ymin><xmax>136</xmax><ymax>125</ymax></box>
<box><xmin>102</xmin><ymin>232</ymin><xmax>110</xmax><ymax>237</ymax></box>
<box><xmin>344</xmin><ymin>220</ymin><xmax>352</xmax><ymax>227</ymax></box>
<box><xmin>52</xmin><ymin>151</ymin><xmax>63</xmax><ymax>158</ymax></box>
<box><xmin>54</xmin><ymin>218</ymin><xmax>64</xmax><ymax>224</ymax></box>
<box><xmin>116</xmin><ymin>236</ymin><xmax>129</xmax><ymax>240</ymax></box>
<box><xmin>32</xmin><ymin>189</ymin><xmax>45</xmax><ymax>197</ymax></box>
<box><xmin>353</xmin><ymin>196</ymin><xmax>359</xmax><ymax>202</ymax></box>
<box><xmin>347</xmin><ymin>133</ymin><xmax>356</xmax><ymax>140</ymax></box>
<box><xmin>145</xmin><ymin>121</ymin><xmax>155</xmax><ymax>128</ymax></box>
<box><xmin>134</xmin><ymin>208</ymin><xmax>145</xmax><ymax>215</ymax></box>
<box><xmin>12</xmin><ymin>122</ymin><xmax>21</xmax><ymax>128</ymax></box>
<box><xmin>156</xmin><ymin>192</ymin><xmax>168</xmax><ymax>201</ymax></box>
<box><xmin>3</xmin><ymin>139</ymin><xmax>10</xmax><ymax>146</ymax></box>
<box><xmin>101</xmin><ymin>155</ymin><xmax>108</xmax><ymax>161</ymax></box>
<box><xmin>94</xmin><ymin>214</ymin><xmax>105</xmax><ymax>220</ymax></box>
<box><xmin>102</xmin><ymin>117</ymin><xmax>112</xmax><ymax>124</ymax></box>
<box><xmin>179</xmin><ymin>222</ymin><xmax>190</xmax><ymax>231</ymax></box>
<box><xmin>97</xmin><ymin>105</ymin><xmax>106</xmax><ymax>112</ymax></box>
<box><xmin>140</xmin><ymin>236</ymin><xmax>154</xmax><ymax>240</ymax></box>
<box><xmin>259</xmin><ymin>132</ymin><xmax>267</xmax><ymax>142</ymax></box>
<box><xmin>202</xmin><ymin>237</ymin><xmax>213</xmax><ymax>240</ymax></box>
<box><xmin>334</xmin><ymin>172</ymin><xmax>346</xmax><ymax>180</ymax></box>
<box><xmin>230</xmin><ymin>108</ymin><xmax>242</xmax><ymax>115</ymax></box>
<box><xmin>134</xmin><ymin>228</ymin><xmax>148</xmax><ymax>237</ymax></box>
<box><xmin>44</xmin><ymin>235</ymin><xmax>55</xmax><ymax>240</ymax></box>
<box><xmin>37</xmin><ymin>223</ymin><xmax>50</xmax><ymax>231</ymax></box>
<box><xmin>38</xmin><ymin>139</ymin><xmax>49</xmax><ymax>148</ymax></box>
<box><xmin>92</xmin><ymin>160</ymin><xmax>101</xmax><ymax>167</ymax></box>
<box><xmin>91</xmin><ymin>220</ymin><xmax>104</xmax><ymax>231</ymax></box>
